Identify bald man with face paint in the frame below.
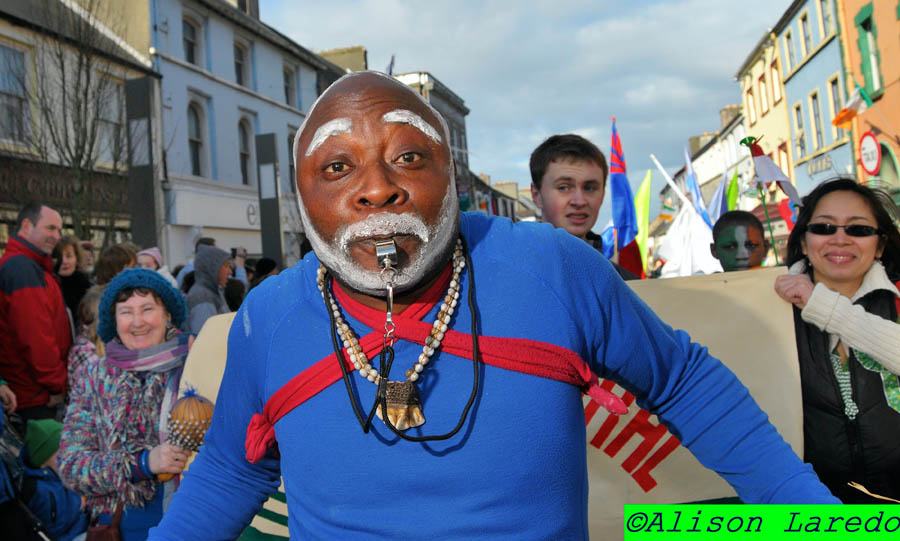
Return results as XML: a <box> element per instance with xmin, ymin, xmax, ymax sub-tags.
<box><xmin>150</xmin><ymin>72</ymin><xmax>837</xmax><ymax>540</ymax></box>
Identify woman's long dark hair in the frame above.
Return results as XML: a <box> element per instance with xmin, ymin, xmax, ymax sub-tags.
<box><xmin>786</xmin><ymin>177</ymin><xmax>900</xmax><ymax>281</ymax></box>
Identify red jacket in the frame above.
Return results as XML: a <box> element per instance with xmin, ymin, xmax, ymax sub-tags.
<box><xmin>0</xmin><ymin>235</ymin><xmax>71</xmax><ymax>409</ymax></box>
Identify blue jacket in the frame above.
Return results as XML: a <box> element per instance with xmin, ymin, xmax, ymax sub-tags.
<box><xmin>21</xmin><ymin>463</ymin><xmax>88</xmax><ymax>541</ymax></box>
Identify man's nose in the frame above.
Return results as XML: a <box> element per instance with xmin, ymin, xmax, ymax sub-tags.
<box><xmin>570</xmin><ymin>188</ymin><xmax>587</xmax><ymax>206</ymax></box>
<box><xmin>355</xmin><ymin>163</ymin><xmax>407</xmax><ymax>209</ymax></box>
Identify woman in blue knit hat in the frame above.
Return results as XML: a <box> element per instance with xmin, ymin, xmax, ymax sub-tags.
<box><xmin>58</xmin><ymin>268</ymin><xmax>191</xmax><ymax>540</ymax></box>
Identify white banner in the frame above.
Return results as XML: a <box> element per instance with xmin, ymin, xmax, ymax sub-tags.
<box><xmin>587</xmin><ymin>267</ymin><xmax>802</xmax><ymax>538</ymax></box>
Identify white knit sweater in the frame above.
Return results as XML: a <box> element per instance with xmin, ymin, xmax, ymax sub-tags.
<box><xmin>789</xmin><ymin>260</ymin><xmax>900</xmax><ymax>375</ymax></box>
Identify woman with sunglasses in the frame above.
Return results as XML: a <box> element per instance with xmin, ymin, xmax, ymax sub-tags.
<box><xmin>775</xmin><ymin>177</ymin><xmax>900</xmax><ymax>503</ymax></box>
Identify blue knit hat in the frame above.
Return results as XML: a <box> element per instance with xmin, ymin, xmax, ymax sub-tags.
<box><xmin>98</xmin><ymin>268</ymin><xmax>187</xmax><ymax>343</ymax></box>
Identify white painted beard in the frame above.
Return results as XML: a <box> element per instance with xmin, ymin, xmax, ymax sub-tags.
<box><xmin>299</xmin><ymin>185</ymin><xmax>460</xmax><ymax>296</ymax></box>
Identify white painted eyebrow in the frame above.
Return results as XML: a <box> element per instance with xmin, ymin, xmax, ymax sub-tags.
<box><xmin>381</xmin><ymin>109</ymin><xmax>442</xmax><ymax>143</ymax></box>
<box><xmin>305</xmin><ymin>118</ymin><xmax>352</xmax><ymax>156</ymax></box>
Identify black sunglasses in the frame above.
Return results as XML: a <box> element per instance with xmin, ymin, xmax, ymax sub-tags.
<box><xmin>805</xmin><ymin>223</ymin><xmax>881</xmax><ymax>237</ymax></box>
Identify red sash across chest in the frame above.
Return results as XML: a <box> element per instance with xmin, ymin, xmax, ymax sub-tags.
<box><xmin>244</xmin><ymin>264</ymin><xmax>627</xmax><ymax>462</ymax></box>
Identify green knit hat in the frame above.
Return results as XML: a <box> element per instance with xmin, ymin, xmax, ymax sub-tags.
<box><xmin>25</xmin><ymin>419</ymin><xmax>62</xmax><ymax>468</ymax></box>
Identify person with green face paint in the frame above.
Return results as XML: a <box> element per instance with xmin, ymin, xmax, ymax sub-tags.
<box><xmin>710</xmin><ymin>211</ymin><xmax>768</xmax><ymax>272</ymax></box>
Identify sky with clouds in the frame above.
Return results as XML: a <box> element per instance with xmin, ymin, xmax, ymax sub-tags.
<box><xmin>261</xmin><ymin>0</ymin><xmax>791</xmax><ymax>226</ymax></box>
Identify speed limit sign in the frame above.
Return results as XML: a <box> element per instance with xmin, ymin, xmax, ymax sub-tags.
<box><xmin>859</xmin><ymin>131</ymin><xmax>881</xmax><ymax>176</ymax></box>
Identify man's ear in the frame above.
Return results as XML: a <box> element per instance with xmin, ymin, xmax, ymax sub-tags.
<box><xmin>530</xmin><ymin>183</ymin><xmax>543</xmax><ymax>210</ymax></box>
<box><xmin>19</xmin><ymin>218</ymin><xmax>34</xmax><ymax>237</ymax></box>
<box><xmin>710</xmin><ymin>243</ymin><xmax>719</xmax><ymax>260</ymax></box>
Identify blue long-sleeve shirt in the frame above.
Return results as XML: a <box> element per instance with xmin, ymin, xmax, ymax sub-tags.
<box><xmin>151</xmin><ymin>213</ymin><xmax>837</xmax><ymax>540</ymax></box>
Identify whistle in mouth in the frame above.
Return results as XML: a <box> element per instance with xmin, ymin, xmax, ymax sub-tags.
<box><xmin>375</xmin><ymin>239</ymin><xmax>399</xmax><ymax>270</ymax></box>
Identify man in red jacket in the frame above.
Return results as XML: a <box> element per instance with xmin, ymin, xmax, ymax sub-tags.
<box><xmin>0</xmin><ymin>202</ymin><xmax>70</xmax><ymax>428</ymax></box>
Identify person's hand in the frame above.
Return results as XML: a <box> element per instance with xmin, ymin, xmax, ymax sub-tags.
<box><xmin>0</xmin><ymin>384</ymin><xmax>16</xmax><ymax>413</ymax></box>
<box><xmin>148</xmin><ymin>443</ymin><xmax>189</xmax><ymax>475</ymax></box>
<box><xmin>775</xmin><ymin>274</ymin><xmax>815</xmax><ymax>309</ymax></box>
<box><xmin>188</xmin><ymin>335</ymin><xmax>195</xmax><ymax>350</ymax></box>
<box><xmin>47</xmin><ymin>393</ymin><xmax>64</xmax><ymax>407</ymax></box>
<box><xmin>234</xmin><ymin>247</ymin><xmax>247</xmax><ymax>268</ymax></box>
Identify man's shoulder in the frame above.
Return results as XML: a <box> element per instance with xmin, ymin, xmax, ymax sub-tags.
<box><xmin>241</xmin><ymin>256</ymin><xmax>316</xmax><ymax>317</ymax></box>
<box><xmin>0</xmin><ymin>254</ymin><xmax>46</xmax><ymax>295</ymax></box>
<box><xmin>461</xmin><ymin>213</ymin><xmax>602</xmax><ymax>262</ymax></box>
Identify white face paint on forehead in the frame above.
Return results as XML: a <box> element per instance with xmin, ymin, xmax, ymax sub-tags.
<box><xmin>305</xmin><ymin>117</ymin><xmax>352</xmax><ymax>157</ymax></box>
<box><xmin>382</xmin><ymin>109</ymin><xmax>442</xmax><ymax>144</ymax></box>
<box><xmin>291</xmin><ymin>70</ymin><xmax>452</xmax><ymax>179</ymax></box>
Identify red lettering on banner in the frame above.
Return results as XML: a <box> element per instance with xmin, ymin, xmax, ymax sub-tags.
<box><xmin>607</xmin><ymin>410</ymin><xmax>668</xmax><ymax>470</ymax></box>
<box><xmin>631</xmin><ymin>435</ymin><xmax>680</xmax><ymax>492</ymax></box>
<box><xmin>584</xmin><ymin>379</ymin><xmax>682</xmax><ymax>493</ymax></box>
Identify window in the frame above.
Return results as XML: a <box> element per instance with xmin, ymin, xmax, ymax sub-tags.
<box><xmin>234</xmin><ymin>42</ymin><xmax>247</xmax><ymax>86</ymax></box>
<box><xmin>829</xmin><ymin>77</ymin><xmax>844</xmax><ymax>139</ymax></box>
<box><xmin>287</xmin><ymin>131</ymin><xmax>296</xmax><ymax>193</ymax></box>
<box><xmin>800</xmin><ymin>14</ymin><xmax>812</xmax><ymax>56</ymax></box>
<box><xmin>187</xmin><ymin>104</ymin><xmax>204</xmax><ymax>176</ymax></box>
<box><xmin>810</xmin><ymin>92</ymin><xmax>823</xmax><ymax>150</ymax></box>
<box><xmin>239</xmin><ymin>120</ymin><xmax>252</xmax><ymax>185</ymax></box>
<box><xmin>778</xmin><ymin>143</ymin><xmax>789</xmax><ymax>173</ymax></box>
<box><xmin>183</xmin><ymin>19</ymin><xmax>198</xmax><ymax>65</ymax></box>
<box><xmin>771</xmin><ymin>62</ymin><xmax>781</xmax><ymax>103</ymax></box>
<box><xmin>0</xmin><ymin>44</ymin><xmax>27</xmax><ymax>142</ymax></box>
<box><xmin>746</xmin><ymin>89</ymin><xmax>757</xmax><ymax>125</ymax></box>
<box><xmin>794</xmin><ymin>103</ymin><xmax>806</xmax><ymax>156</ymax></box>
<box><xmin>283</xmin><ymin>66</ymin><xmax>296</xmax><ymax>107</ymax></box>
<box><xmin>784</xmin><ymin>32</ymin><xmax>796</xmax><ymax>71</ymax></box>
<box><xmin>98</xmin><ymin>82</ymin><xmax>123</xmax><ymax>164</ymax></box>
<box><xmin>758</xmin><ymin>75</ymin><xmax>768</xmax><ymax>114</ymax></box>
<box><xmin>857</xmin><ymin>13</ymin><xmax>882</xmax><ymax>94</ymax></box>
<box><xmin>237</xmin><ymin>0</ymin><xmax>249</xmax><ymax>13</ymax></box>
<box><xmin>819</xmin><ymin>0</ymin><xmax>834</xmax><ymax>36</ymax></box>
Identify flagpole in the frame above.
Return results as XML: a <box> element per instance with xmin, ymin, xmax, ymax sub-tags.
<box><xmin>649</xmin><ymin>153</ymin><xmax>692</xmax><ymax>209</ymax></box>
<box><xmin>757</xmin><ymin>185</ymin><xmax>780</xmax><ymax>266</ymax></box>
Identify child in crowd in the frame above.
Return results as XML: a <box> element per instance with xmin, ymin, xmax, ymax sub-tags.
<box><xmin>710</xmin><ymin>210</ymin><xmax>768</xmax><ymax>272</ymax></box>
<box><xmin>137</xmin><ymin>247</ymin><xmax>179</xmax><ymax>288</ymax></box>
<box><xmin>21</xmin><ymin>419</ymin><xmax>89</xmax><ymax>541</ymax></box>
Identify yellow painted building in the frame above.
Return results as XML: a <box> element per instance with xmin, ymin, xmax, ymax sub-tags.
<box><xmin>735</xmin><ymin>31</ymin><xmax>795</xmax><ymax>183</ymax></box>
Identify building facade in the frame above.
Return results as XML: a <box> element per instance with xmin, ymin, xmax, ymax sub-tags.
<box><xmin>736</xmin><ymin>30</ymin><xmax>794</xmax><ymax>183</ymax></box>
<box><xmin>776</xmin><ymin>0</ymin><xmax>853</xmax><ymax>197</ymax></box>
<box><xmin>0</xmin><ymin>1</ymin><xmax>155</xmax><ymax>245</ymax></box>
<box><xmin>837</xmin><ymin>0</ymin><xmax>900</xmax><ymax>199</ymax></box>
<box><xmin>141</xmin><ymin>0</ymin><xmax>344</xmax><ymax>267</ymax></box>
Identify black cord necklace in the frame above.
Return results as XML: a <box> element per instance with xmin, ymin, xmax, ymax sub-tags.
<box><xmin>323</xmin><ymin>236</ymin><xmax>480</xmax><ymax>442</ymax></box>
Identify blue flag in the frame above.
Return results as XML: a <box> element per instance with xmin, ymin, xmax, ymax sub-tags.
<box><xmin>684</xmin><ymin>147</ymin><xmax>712</xmax><ymax>228</ymax></box>
<box><xmin>600</xmin><ymin>220</ymin><xmax>615</xmax><ymax>259</ymax></box>
<box><xmin>610</xmin><ymin>119</ymin><xmax>638</xmax><ymax>250</ymax></box>
<box><xmin>707</xmin><ymin>172</ymin><xmax>730</xmax><ymax>224</ymax></box>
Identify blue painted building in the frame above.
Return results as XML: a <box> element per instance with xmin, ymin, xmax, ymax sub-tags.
<box><xmin>147</xmin><ymin>0</ymin><xmax>343</xmax><ymax>265</ymax></box>
<box><xmin>775</xmin><ymin>0</ymin><xmax>854</xmax><ymax>197</ymax></box>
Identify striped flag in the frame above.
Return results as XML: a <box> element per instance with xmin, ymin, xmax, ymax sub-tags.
<box><xmin>609</xmin><ymin>119</ymin><xmax>644</xmax><ymax>277</ymax></box>
<box><xmin>831</xmin><ymin>84</ymin><xmax>871</xmax><ymax>130</ymax></box>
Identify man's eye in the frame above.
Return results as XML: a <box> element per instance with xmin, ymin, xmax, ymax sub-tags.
<box><xmin>723</xmin><ymin>243</ymin><xmax>737</xmax><ymax>250</ymax></box>
<box><xmin>557</xmin><ymin>185</ymin><xmax>570</xmax><ymax>192</ymax></box>
<box><xmin>324</xmin><ymin>162</ymin><xmax>347</xmax><ymax>173</ymax></box>
<box><xmin>395</xmin><ymin>152</ymin><xmax>421</xmax><ymax>164</ymax></box>
<box><xmin>746</xmin><ymin>242</ymin><xmax>760</xmax><ymax>249</ymax></box>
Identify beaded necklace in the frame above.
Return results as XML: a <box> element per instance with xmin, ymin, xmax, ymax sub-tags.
<box><xmin>317</xmin><ymin>237</ymin><xmax>481</xmax><ymax>441</ymax></box>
